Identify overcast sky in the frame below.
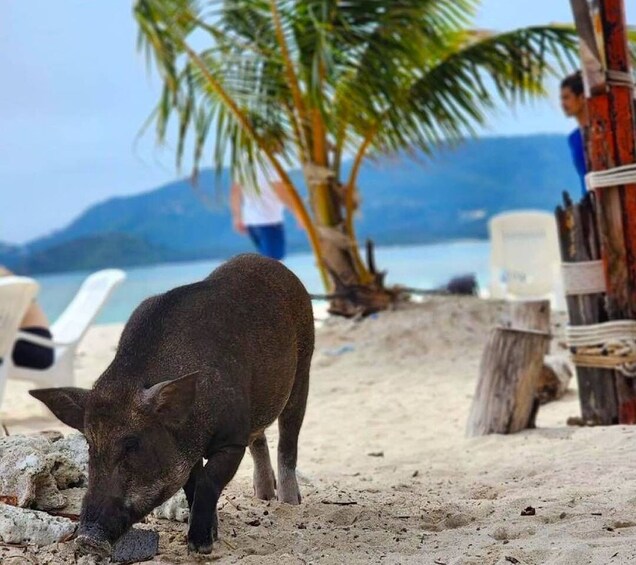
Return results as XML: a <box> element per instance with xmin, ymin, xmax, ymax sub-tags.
<box><xmin>1</xmin><ymin>1</ymin><xmax>635</xmax><ymax>243</ymax></box>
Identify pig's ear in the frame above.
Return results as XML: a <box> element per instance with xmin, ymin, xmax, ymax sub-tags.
<box><xmin>141</xmin><ymin>372</ymin><xmax>199</xmax><ymax>426</ymax></box>
<box><xmin>29</xmin><ymin>387</ymin><xmax>90</xmax><ymax>432</ymax></box>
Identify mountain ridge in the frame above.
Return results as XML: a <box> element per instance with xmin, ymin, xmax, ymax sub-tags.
<box><xmin>1</xmin><ymin>134</ymin><xmax>579</xmax><ymax>274</ymax></box>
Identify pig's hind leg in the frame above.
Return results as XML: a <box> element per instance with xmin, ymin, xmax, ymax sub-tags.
<box><xmin>249</xmin><ymin>432</ymin><xmax>277</xmax><ymax>500</ymax></box>
<box><xmin>276</xmin><ymin>355</ymin><xmax>310</xmax><ymax>505</ymax></box>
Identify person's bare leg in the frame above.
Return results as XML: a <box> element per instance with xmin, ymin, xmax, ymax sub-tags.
<box><xmin>0</xmin><ymin>265</ymin><xmax>49</xmax><ymax>329</ymax></box>
<box><xmin>21</xmin><ymin>302</ymin><xmax>49</xmax><ymax>329</ymax></box>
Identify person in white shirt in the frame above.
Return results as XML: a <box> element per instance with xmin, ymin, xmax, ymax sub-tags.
<box><xmin>230</xmin><ymin>166</ymin><xmax>302</xmax><ymax>260</ymax></box>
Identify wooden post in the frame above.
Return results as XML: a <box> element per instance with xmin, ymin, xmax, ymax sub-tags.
<box><xmin>555</xmin><ymin>193</ymin><xmax>618</xmax><ymax>424</ymax></box>
<box><xmin>510</xmin><ymin>301</ymin><xmax>551</xmax><ymax>338</ymax></box>
<box><xmin>467</xmin><ymin>301</ymin><xmax>551</xmax><ymax>437</ymax></box>
<box><xmin>570</xmin><ymin>0</ymin><xmax>636</xmax><ymax>423</ymax></box>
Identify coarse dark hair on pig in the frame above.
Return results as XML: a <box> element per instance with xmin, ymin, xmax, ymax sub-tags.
<box><xmin>30</xmin><ymin>254</ymin><xmax>314</xmax><ymax>556</ymax></box>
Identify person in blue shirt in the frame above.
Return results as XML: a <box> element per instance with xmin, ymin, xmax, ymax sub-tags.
<box><xmin>561</xmin><ymin>71</ymin><xmax>589</xmax><ymax>197</ymax></box>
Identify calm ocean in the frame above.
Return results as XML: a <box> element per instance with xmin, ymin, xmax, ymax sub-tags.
<box><xmin>35</xmin><ymin>241</ymin><xmax>491</xmax><ymax>325</ymax></box>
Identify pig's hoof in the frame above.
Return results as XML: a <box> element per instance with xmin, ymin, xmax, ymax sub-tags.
<box><xmin>187</xmin><ymin>527</ymin><xmax>214</xmax><ymax>555</ymax></box>
<box><xmin>278</xmin><ymin>491</ymin><xmax>301</xmax><ymax>505</ymax></box>
<box><xmin>277</xmin><ymin>477</ymin><xmax>302</xmax><ymax>505</ymax></box>
<box><xmin>75</xmin><ymin>534</ymin><xmax>112</xmax><ymax>558</ymax></box>
<box><xmin>254</xmin><ymin>484</ymin><xmax>276</xmax><ymax>501</ymax></box>
<box><xmin>253</xmin><ymin>468</ymin><xmax>277</xmax><ymax>500</ymax></box>
<box><xmin>188</xmin><ymin>539</ymin><xmax>213</xmax><ymax>554</ymax></box>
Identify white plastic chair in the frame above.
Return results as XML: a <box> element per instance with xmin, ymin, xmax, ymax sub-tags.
<box><xmin>6</xmin><ymin>269</ymin><xmax>126</xmax><ymax>389</ymax></box>
<box><xmin>0</xmin><ymin>277</ymin><xmax>40</xmax><ymax>405</ymax></box>
<box><xmin>488</xmin><ymin>211</ymin><xmax>565</xmax><ymax>309</ymax></box>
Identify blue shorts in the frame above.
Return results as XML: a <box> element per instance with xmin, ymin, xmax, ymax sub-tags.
<box><xmin>247</xmin><ymin>223</ymin><xmax>286</xmax><ymax>260</ymax></box>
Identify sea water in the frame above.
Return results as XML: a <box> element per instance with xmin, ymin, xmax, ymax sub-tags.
<box><xmin>35</xmin><ymin>241</ymin><xmax>491</xmax><ymax>325</ymax></box>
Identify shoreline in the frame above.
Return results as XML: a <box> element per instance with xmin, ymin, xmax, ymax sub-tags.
<box><xmin>6</xmin><ymin>240</ymin><xmax>491</xmax><ymax>280</ymax></box>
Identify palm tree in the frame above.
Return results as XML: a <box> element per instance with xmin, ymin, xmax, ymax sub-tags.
<box><xmin>134</xmin><ymin>0</ymin><xmax>578</xmax><ymax>316</ymax></box>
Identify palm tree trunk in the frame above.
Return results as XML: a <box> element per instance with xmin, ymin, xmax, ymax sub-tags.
<box><xmin>304</xmin><ymin>158</ymin><xmax>395</xmax><ymax>317</ymax></box>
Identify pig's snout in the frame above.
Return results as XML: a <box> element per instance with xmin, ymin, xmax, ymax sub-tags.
<box><xmin>75</xmin><ymin>523</ymin><xmax>112</xmax><ymax>557</ymax></box>
<box><xmin>76</xmin><ymin>497</ymin><xmax>132</xmax><ymax>557</ymax></box>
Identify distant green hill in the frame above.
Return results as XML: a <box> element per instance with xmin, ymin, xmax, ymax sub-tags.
<box><xmin>1</xmin><ymin>134</ymin><xmax>579</xmax><ymax>274</ymax></box>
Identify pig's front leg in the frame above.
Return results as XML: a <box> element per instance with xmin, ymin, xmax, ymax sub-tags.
<box><xmin>183</xmin><ymin>459</ymin><xmax>203</xmax><ymax>513</ymax></box>
<box><xmin>187</xmin><ymin>445</ymin><xmax>245</xmax><ymax>554</ymax></box>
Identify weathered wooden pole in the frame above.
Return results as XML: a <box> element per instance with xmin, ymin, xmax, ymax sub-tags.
<box><xmin>556</xmin><ymin>193</ymin><xmax>618</xmax><ymax>424</ymax></box>
<box><xmin>570</xmin><ymin>0</ymin><xmax>636</xmax><ymax>423</ymax></box>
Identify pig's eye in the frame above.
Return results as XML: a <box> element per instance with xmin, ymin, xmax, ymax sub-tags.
<box><xmin>122</xmin><ymin>436</ymin><xmax>140</xmax><ymax>454</ymax></box>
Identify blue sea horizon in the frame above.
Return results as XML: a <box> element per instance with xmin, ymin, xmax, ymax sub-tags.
<box><xmin>35</xmin><ymin>241</ymin><xmax>491</xmax><ymax>325</ymax></box>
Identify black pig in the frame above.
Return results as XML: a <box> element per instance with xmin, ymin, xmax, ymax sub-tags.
<box><xmin>30</xmin><ymin>254</ymin><xmax>314</xmax><ymax>555</ymax></box>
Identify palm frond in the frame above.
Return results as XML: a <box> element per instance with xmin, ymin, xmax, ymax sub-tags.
<box><xmin>367</xmin><ymin>26</ymin><xmax>579</xmax><ymax>155</ymax></box>
<box><xmin>135</xmin><ymin>0</ymin><xmax>580</xmax><ymax>182</ymax></box>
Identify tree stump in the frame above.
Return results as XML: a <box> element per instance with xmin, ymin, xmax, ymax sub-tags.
<box><xmin>510</xmin><ymin>301</ymin><xmax>551</xmax><ymax>338</ymax></box>
<box><xmin>467</xmin><ymin>301</ymin><xmax>551</xmax><ymax>437</ymax></box>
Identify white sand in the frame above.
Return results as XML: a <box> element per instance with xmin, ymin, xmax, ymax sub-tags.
<box><xmin>3</xmin><ymin>297</ymin><xmax>636</xmax><ymax>564</ymax></box>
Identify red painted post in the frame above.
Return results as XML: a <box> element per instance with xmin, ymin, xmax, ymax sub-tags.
<box><xmin>570</xmin><ymin>0</ymin><xmax>636</xmax><ymax>423</ymax></box>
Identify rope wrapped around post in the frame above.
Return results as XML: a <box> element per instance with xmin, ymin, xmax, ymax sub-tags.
<box><xmin>302</xmin><ymin>163</ymin><xmax>333</xmax><ymax>186</ymax></box>
<box><xmin>567</xmin><ymin>321</ymin><xmax>636</xmax><ymax>377</ymax></box>
<box><xmin>561</xmin><ymin>260</ymin><xmax>606</xmax><ymax>296</ymax></box>
<box><xmin>562</xmin><ymin>263</ymin><xmax>636</xmax><ymax>375</ymax></box>
<box><xmin>557</xmin><ymin>165</ymin><xmax>636</xmax><ymax>376</ymax></box>
<box><xmin>586</xmin><ymin>163</ymin><xmax>636</xmax><ymax>192</ymax></box>
<box><xmin>606</xmin><ymin>69</ymin><xmax>635</xmax><ymax>89</ymax></box>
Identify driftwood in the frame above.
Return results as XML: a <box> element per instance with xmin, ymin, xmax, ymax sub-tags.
<box><xmin>467</xmin><ymin>301</ymin><xmax>551</xmax><ymax>437</ymax></box>
<box><xmin>310</xmin><ymin>273</ymin><xmax>479</xmax><ymax>301</ymax></box>
<box><xmin>441</xmin><ymin>274</ymin><xmax>479</xmax><ymax>296</ymax></box>
<box><xmin>537</xmin><ymin>355</ymin><xmax>574</xmax><ymax>405</ymax></box>
<box><xmin>555</xmin><ymin>193</ymin><xmax>618</xmax><ymax>424</ymax></box>
<box><xmin>325</xmin><ymin>240</ymin><xmax>395</xmax><ymax>317</ymax></box>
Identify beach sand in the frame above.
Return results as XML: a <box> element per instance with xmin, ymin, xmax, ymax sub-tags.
<box><xmin>3</xmin><ymin>297</ymin><xmax>636</xmax><ymax>564</ymax></box>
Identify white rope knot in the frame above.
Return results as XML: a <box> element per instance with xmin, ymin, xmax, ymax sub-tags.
<box><xmin>561</xmin><ymin>260</ymin><xmax>606</xmax><ymax>296</ymax></box>
<box><xmin>567</xmin><ymin>320</ymin><xmax>636</xmax><ymax>376</ymax></box>
<box><xmin>303</xmin><ymin>163</ymin><xmax>333</xmax><ymax>186</ymax></box>
<box><xmin>586</xmin><ymin>163</ymin><xmax>636</xmax><ymax>192</ymax></box>
<box><xmin>606</xmin><ymin>69</ymin><xmax>635</xmax><ymax>88</ymax></box>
